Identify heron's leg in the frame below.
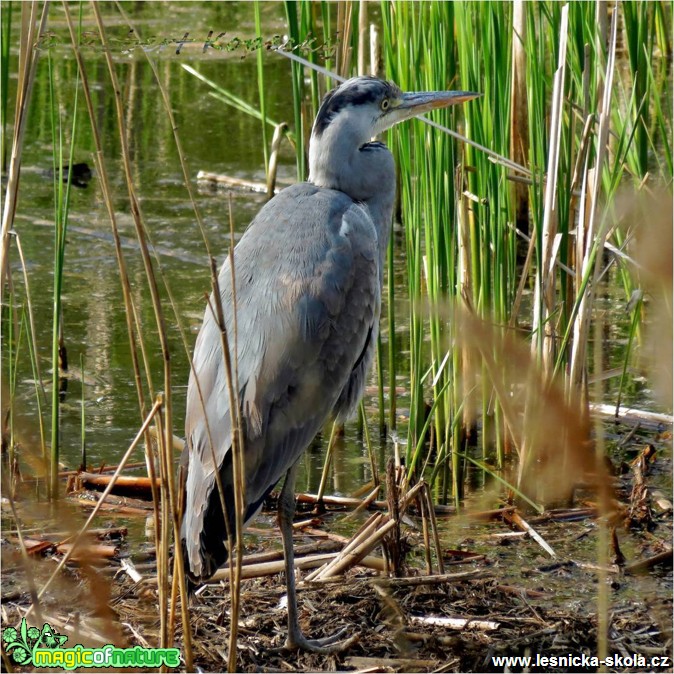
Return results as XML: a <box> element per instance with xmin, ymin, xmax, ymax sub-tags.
<box><xmin>278</xmin><ymin>461</ymin><xmax>356</xmax><ymax>653</ymax></box>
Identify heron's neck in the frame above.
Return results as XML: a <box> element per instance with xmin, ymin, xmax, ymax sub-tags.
<box><xmin>309</xmin><ymin>125</ymin><xmax>395</xmax><ymax>261</ymax></box>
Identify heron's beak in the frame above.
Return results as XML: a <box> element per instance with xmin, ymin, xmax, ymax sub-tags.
<box><xmin>377</xmin><ymin>91</ymin><xmax>482</xmax><ymax>133</ymax></box>
<box><xmin>401</xmin><ymin>90</ymin><xmax>480</xmax><ymax>115</ymax></box>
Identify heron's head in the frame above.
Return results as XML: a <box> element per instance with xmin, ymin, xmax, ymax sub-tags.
<box><xmin>309</xmin><ymin>77</ymin><xmax>479</xmax><ymax>198</ymax></box>
<box><xmin>311</xmin><ymin>76</ymin><xmax>479</xmax><ymax>146</ymax></box>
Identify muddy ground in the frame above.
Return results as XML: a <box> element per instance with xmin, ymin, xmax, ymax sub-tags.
<box><xmin>2</xmin><ymin>429</ymin><xmax>672</xmax><ymax>673</ymax></box>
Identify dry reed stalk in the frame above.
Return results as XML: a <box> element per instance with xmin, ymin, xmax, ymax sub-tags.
<box><xmin>55</xmin><ymin>542</ymin><xmax>118</xmax><ymax>560</ymax></box>
<box><xmin>423</xmin><ymin>484</ymin><xmax>445</xmax><ymax>575</ymax></box>
<box><xmin>197</xmin><ymin>170</ymin><xmax>273</xmax><ymax>193</ymax></box>
<box><xmin>16</xmin><ymin>526</ymin><xmax>128</xmax><ymax>541</ymax></box>
<box><xmin>568</xmin><ymin>10</ymin><xmax>619</xmax><ymax>395</ymax></box>
<box><xmin>357</xmin><ymin>0</ymin><xmax>368</xmax><ymax>76</ymax></box>
<box><xmin>77</xmin><ymin>473</ymin><xmax>161</xmax><ymax>493</ymax></box>
<box><xmin>504</xmin><ymin>510</ymin><xmax>556</xmax><ymax>558</ymax></box>
<box><xmin>510</xmin><ymin>0</ymin><xmax>529</xmax><ymax>237</ymax></box>
<box><xmin>410</xmin><ymin>615</ymin><xmax>500</xmax><ymax>631</ymax></box>
<box><xmin>316</xmin><ymin>421</ymin><xmax>341</xmax><ymax>503</ymax></box>
<box><xmin>310</xmin><ymin>480</ymin><xmax>427</xmax><ymax>582</ymax></box>
<box><xmin>369</xmin><ymin>23</ymin><xmax>379</xmax><ymax>77</ymax></box>
<box><xmin>304</xmin><ymin>512</ymin><xmax>384</xmax><ymax>581</ymax></box>
<box><xmin>531</xmin><ymin>3</ymin><xmax>569</xmax><ymax>373</ymax></box>
<box><xmin>227</xmin><ymin>197</ymin><xmax>246</xmax><ymax>674</ymax></box>
<box><xmin>28</xmin><ymin>397</ymin><xmax>163</xmax><ymax>614</ymax></box>
<box><xmin>419</xmin><ymin>493</ymin><xmax>433</xmax><ymax>575</ymax></box>
<box><xmin>151</xmin><ymin>406</ymin><xmax>170</xmax><ymax>666</ymax></box>
<box><xmin>296</xmin><ymin>491</ymin><xmax>386</xmax><ymax>509</ymax></box>
<box><xmin>456</xmin><ymin>175</ymin><xmax>476</xmax><ymax>454</ymax></box>
<box><xmin>345</xmin><ymin>656</ymin><xmax>439</xmax><ymax>671</ymax></box>
<box><xmin>208</xmin><ymin>552</ymin><xmax>386</xmax><ymax>583</ymax></box>
<box><xmin>0</xmin><ymin>1</ymin><xmax>47</xmax><ymax>289</ymax></box>
<box><xmin>69</xmin><ymin>497</ymin><xmax>151</xmax><ymax>517</ymax></box>
<box><xmin>203</xmin><ymin>259</ymin><xmax>245</xmax><ymax>673</ymax></box>
<box><xmin>313</xmin><ymin>519</ymin><xmax>396</xmax><ymax>580</ymax></box>
<box><xmin>61</xmin><ymin>3</ymin><xmax>153</xmax><ymax>478</ymax></box>
<box><xmin>92</xmin><ymin>7</ymin><xmax>179</xmax><ymax>654</ymax></box>
<box><xmin>337</xmin><ymin>1</ymin><xmax>353</xmax><ymax>79</ymax></box>
<box><xmin>97</xmin><ymin>15</ymin><xmax>218</xmax><ymax>659</ymax></box>
<box><xmin>343</xmin><ymin>484</ymin><xmax>381</xmax><ymax>520</ymax></box>
<box><xmin>210</xmin><ymin>554</ymin><xmax>336</xmax><ymax>581</ymax></box>
<box><xmin>222</xmin><ymin>540</ymin><xmax>342</xmax><ymax>567</ymax></box>
<box><xmin>519</xmin><ymin>7</ymin><xmax>570</xmax><ymax>492</ymax></box>
<box><xmin>370</xmin><ymin>569</ymin><xmax>483</xmax><ymax>588</ymax></box>
<box><xmin>266</xmin><ymin>122</ymin><xmax>288</xmax><ymax>198</ymax></box>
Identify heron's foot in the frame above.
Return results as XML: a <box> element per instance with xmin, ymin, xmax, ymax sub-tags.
<box><xmin>284</xmin><ymin>626</ymin><xmax>357</xmax><ymax>653</ymax></box>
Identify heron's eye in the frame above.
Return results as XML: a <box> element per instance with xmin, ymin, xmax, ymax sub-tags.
<box><xmin>380</xmin><ymin>98</ymin><xmax>390</xmax><ymax>111</ymax></box>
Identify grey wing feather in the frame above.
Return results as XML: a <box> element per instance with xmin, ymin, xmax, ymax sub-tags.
<box><xmin>181</xmin><ymin>183</ymin><xmax>380</xmax><ymax>579</ymax></box>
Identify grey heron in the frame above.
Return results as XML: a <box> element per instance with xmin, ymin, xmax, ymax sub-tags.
<box><xmin>180</xmin><ymin>76</ymin><xmax>478</xmax><ymax>652</ymax></box>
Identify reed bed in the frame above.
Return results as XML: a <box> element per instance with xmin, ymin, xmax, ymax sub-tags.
<box><xmin>271</xmin><ymin>0</ymin><xmax>671</xmax><ymax>505</ymax></box>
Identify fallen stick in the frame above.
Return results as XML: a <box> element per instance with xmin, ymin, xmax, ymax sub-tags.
<box><xmin>207</xmin><ymin>552</ymin><xmax>385</xmax><ymax>583</ymax></box>
<box><xmin>310</xmin><ymin>481</ymin><xmax>427</xmax><ymax>581</ymax></box>
<box><xmin>487</xmin><ymin>531</ymin><xmax>528</xmax><ymax>540</ymax></box>
<box><xmin>528</xmin><ymin>508</ymin><xmax>597</xmax><ymax>524</ymax></box>
<box><xmin>56</xmin><ymin>542</ymin><xmax>118</xmax><ymax>562</ymax></box>
<box><xmin>196</xmin><ymin>170</ymin><xmax>279</xmax><ymax>194</ymax></box>
<box><xmin>410</xmin><ymin>615</ymin><xmax>500</xmax><ymax>631</ymax></box>
<box><xmin>625</xmin><ymin>549</ymin><xmax>673</xmax><ymax>574</ymax></box>
<box><xmin>344</xmin><ymin>484</ymin><xmax>381</xmax><ymax>519</ymax></box>
<box><xmin>77</xmin><ymin>472</ymin><xmax>160</xmax><ymax>499</ymax></box>
<box><xmin>69</xmin><ymin>493</ymin><xmax>152</xmax><ymax>516</ymax></box>
<box><xmin>22</xmin><ymin>461</ymin><xmax>148</xmax><ymax>482</ymax></box>
<box><xmin>292</xmin><ymin>517</ymin><xmax>322</xmax><ymax>530</ymax></box>
<box><xmin>314</xmin><ymin>519</ymin><xmax>399</xmax><ymax>581</ymax></box>
<box><xmin>294</xmin><ymin>492</ymin><xmax>387</xmax><ymax>510</ymax></box>
<box><xmin>304</xmin><ymin>513</ymin><xmax>384</xmax><ymax>581</ymax></box>
<box><xmin>495</xmin><ymin>584</ymin><xmax>550</xmax><ymax>599</ymax></box>
<box><xmin>302</xmin><ymin>527</ymin><xmax>351</xmax><ymax>544</ymax></box>
<box><xmin>467</xmin><ymin>506</ymin><xmax>516</xmax><ymax>521</ymax></box>
<box><xmin>573</xmin><ymin>560</ymin><xmax>620</xmax><ymax>574</ymax></box>
<box><xmin>18</xmin><ymin>539</ymin><xmax>55</xmax><ymax>556</ymax></box>
<box><xmin>292</xmin><ymin>488</ymin><xmax>449</xmax><ymax>515</ymax></box>
<box><xmin>589</xmin><ymin>403</ymin><xmax>674</xmax><ymax>428</ymax></box>
<box><xmin>120</xmin><ymin>558</ymin><xmax>143</xmax><ymax>583</ymax></box>
<box><xmin>345</xmin><ymin>656</ymin><xmax>439</xmax><ymax>671</ymax></box>
<box><xmin>369</xmin><ymin>569</ymin><xmax>484</xmax><ymax>588</ymax></box>
<box><xmin>40</xmin><ymin>527</ymin><xmax>129</xmax><ymax>541</ymax></box>
<box><xmin>208</xmin><ymin>553</ymin><xmax>334</xmax><ymax>582</ymax></box>
<box><xmin>221</xmin><ymin>540</ymin><xmax>341</xmax><ymax>568</ymax></box>
<box><xmin>505</xmin><ymin>511</ymin><xmax>556</xmax><ymax>557</ymax></box>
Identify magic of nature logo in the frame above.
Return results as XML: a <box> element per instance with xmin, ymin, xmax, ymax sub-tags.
<box><xmin>2</xmin><ymin>618</ymin><xmax>180</xmax><ymax>670</ymax></box>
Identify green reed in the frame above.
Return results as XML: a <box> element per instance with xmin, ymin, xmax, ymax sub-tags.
<box><xmin>283</xmin><ymin>1</ymin><xmax>307</xmax><ymax>180</ymax></box>
<box><xmin>47</xmin><ymin>47</ymin><xmax>80</xmax><ymax>498</ymax></box>
<box><xmin>272</xmin><ymin>0</ymin><xmax>671</xmax><ymax>506</ymax></box>
<box><xmin>382</xmin><ymin>1</ymin><xmax>466</xmax><ymax>491</ymax></box>
<box><xmin>254</xmin><ymin>1</ymin><xmax>269</xmax><ymax>175</ymax></box>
